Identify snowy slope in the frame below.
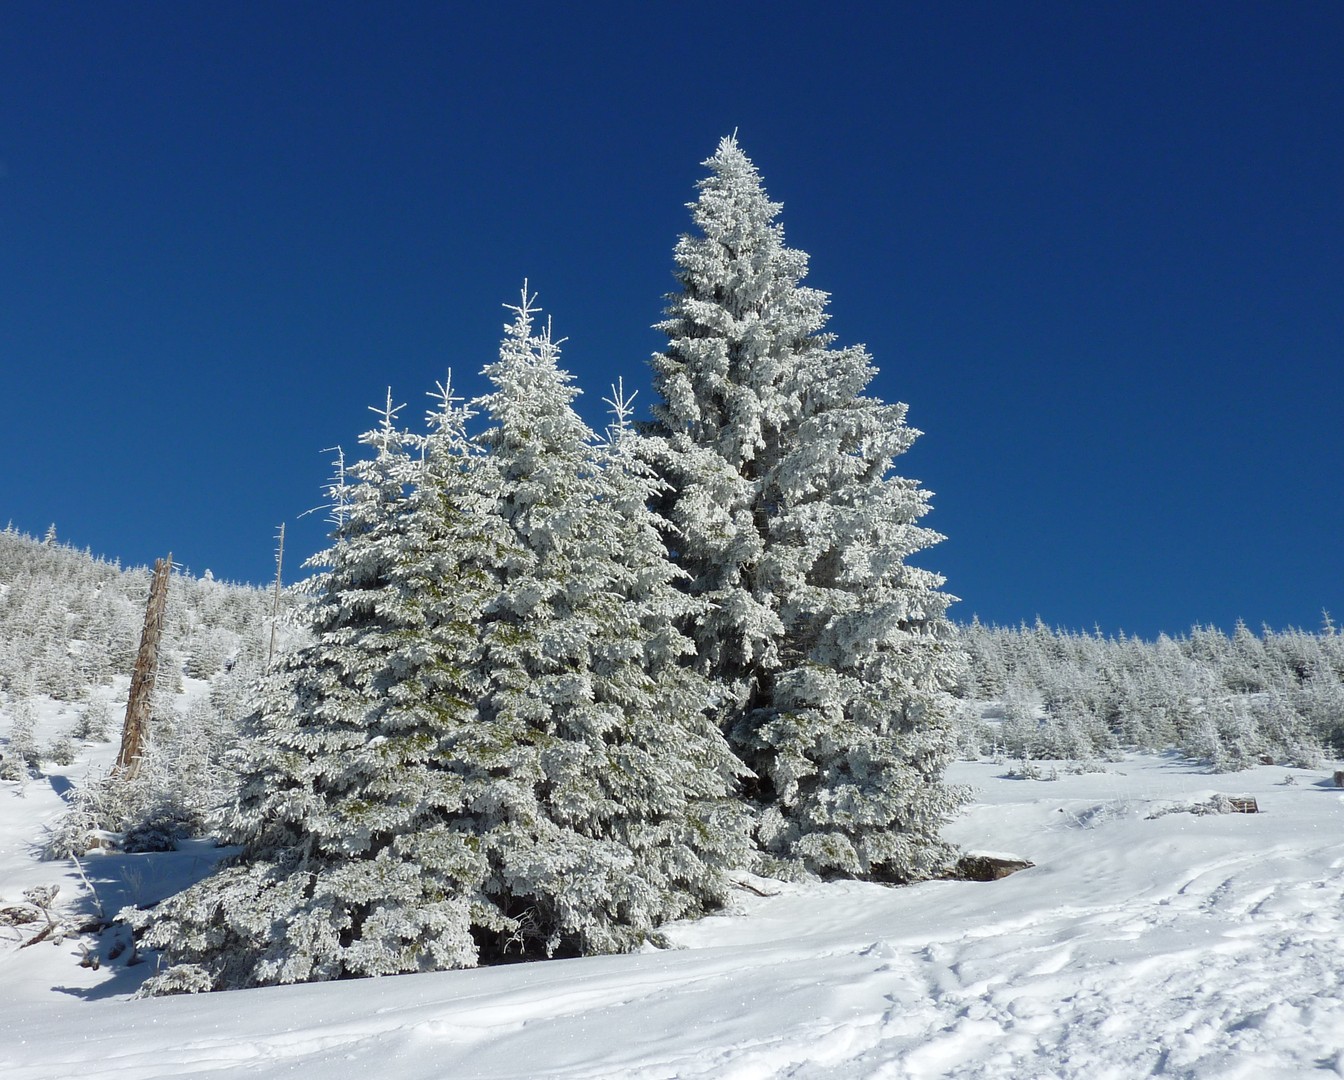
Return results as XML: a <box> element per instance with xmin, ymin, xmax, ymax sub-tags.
<box><xmin>4</xmin><ymin>704</ymin><xmax>1344</xmax><ymax>1079</ymax></box>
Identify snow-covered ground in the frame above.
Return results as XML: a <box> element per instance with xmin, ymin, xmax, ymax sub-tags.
<box><xmin>4</xmin><ymin>698</ymin><xmax>1344</xmax><ymax>1079</ymax></box>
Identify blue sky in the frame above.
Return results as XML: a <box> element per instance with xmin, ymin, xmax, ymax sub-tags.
<box><xmin>2</xmin><ymin>1</ymin><xmax>1340</xmax><ymax>638</ymax></box>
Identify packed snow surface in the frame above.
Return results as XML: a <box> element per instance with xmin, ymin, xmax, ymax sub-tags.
<box><xmin>4</xmin><ymin>705</ymin><xmax>1343</xmax><ymax>1078</ymax></box>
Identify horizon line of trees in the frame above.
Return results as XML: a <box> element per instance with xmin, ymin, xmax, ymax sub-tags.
<box><xmin>955</xmin><ymin>616</ymin><xmax>1344</xmax><ymax>770</ymax></box>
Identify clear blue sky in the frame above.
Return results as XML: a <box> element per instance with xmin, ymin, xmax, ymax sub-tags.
<box><xmin>2</xmin><ymin>1</ymin><xmax>1340</xmax><ymax>638</ymax></box>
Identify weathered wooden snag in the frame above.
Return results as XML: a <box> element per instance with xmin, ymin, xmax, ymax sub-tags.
<box><xmin>115</xmin><ymin>554</ymin><xmax>172</xmax><ymax>780</ymax></box>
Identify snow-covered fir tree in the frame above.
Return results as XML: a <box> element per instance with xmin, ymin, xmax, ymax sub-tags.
<box><xmin>466</xmin><ymin>290</ymin><xmax>749</xmax><ymax>958</ymax></box>
<box><xmin>648</xmin><ymin>137</ymin><xmax>964</xmax><ymax>882</ymax></box>
<box><xmin>124</xmin><ymin>394</ymin><xmax>504</xmax><ymax>992</ymax></box>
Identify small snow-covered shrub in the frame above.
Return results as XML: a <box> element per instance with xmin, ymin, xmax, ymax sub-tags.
<box><xmin>43</xmin><ymin>770</ymin><xmax>129</xmax><ymax>859</ymax></box>
<box><xmin>121</xmin><ymin>803</ymin><xmax>205</xmax><ymax>854</ymax></box>
<box><xmin>1</xmin><ymin>699</ymin><xmax>39</xmax><ymax>780</ymax></box>
<box><xmin>1146</xmin><ymin>793</ymin><xmax>1255</xmax><ymax>819</ymax></box>
<box><xmin>73</xmin><ymin>696</ymin><xmax>114</xmax><ymax>742</ymax></box>
<box><xmin>45</xmin><ymin>734</ymin><xmax>76</xmax><ymax>767</ymax></box>
<box><xmin>1005</xmin><ymin>758</ymin><xmax>1057</xmax><ymax>782</ymax></box>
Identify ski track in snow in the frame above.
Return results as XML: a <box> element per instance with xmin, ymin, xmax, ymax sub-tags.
<box><xmin>4</xmin><ymin>702</ymin><xmax>1344</xmax><ymax>1080</ymax></box>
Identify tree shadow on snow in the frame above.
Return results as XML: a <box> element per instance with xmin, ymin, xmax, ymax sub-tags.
<box><xmin>48</xmin><ymin>841</ymin><xmax>232</xmax><ymax>1001</ymax></box>
<box><xmin>51</xmin><ymin>932</ymin><xmax>155</xmax><ymax>1001</ymax></box>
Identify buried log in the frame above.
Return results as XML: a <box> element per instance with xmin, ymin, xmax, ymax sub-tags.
<box><xmin>948</xmin><ymin>855</ymin><xmax>1035</xmax><ymax>882</ymax></box>
<box><xmin>1147</xmin><ymin>793</ymin><xmax>1260</xmax><ymax>819</ymax></box>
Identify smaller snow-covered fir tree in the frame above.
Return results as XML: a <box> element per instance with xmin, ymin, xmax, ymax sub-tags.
<box><xmin>465</xmin><ymin>291</ymin><xmax>749</xmax><ymax>958</ymax></box>
<box><xmin>124</xmin><ymin>392</ymin><xmax>504</xmax><ymax>992</ymax></box>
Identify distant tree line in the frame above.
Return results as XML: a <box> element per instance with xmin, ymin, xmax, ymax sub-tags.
<box><xmin>955</xmin><ymin>616</ymin><xmax>1344</xmax><ymax>770</ymax></box>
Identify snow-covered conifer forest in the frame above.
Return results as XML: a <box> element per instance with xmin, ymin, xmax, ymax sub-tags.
<box><xmin>4</xmin><ymin>141</ymin><xmax>1344</xmax><ymax>1077</ymax></box>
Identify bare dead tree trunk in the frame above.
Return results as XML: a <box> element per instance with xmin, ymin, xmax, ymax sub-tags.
<box><xmin>268</xmin><ymin>523</ymin><xmax>285</xmax><ymax>668</ymax></box>
<box><xmin>116</xmin><ymin>554</ymin><xmax>172</xmax><ymax>780</ymax></box>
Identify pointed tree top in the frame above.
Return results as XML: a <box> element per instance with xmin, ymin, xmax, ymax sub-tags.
<box><xmin>602</xmin><ymin>376</ymin><xmax>638</xmax><ymax>442</ymax></box>
<box><xmin>503</xmin><ymin>280</ymin><xmax>541</xmax><ymax>337</ymax></box>
<box><xmin>368</xmin><ymin>388</ymin><xmax>407</xmax><ymax>450</ymax></box>
<box><xmin>426</xmin><ymin>369</ymin><xmax>474</xmax><ymax>431</ymax></box>
<box><xmin>707</xmin><ymin>132</ymin><xmax>754</xmax><ymax>172</ymax></box>
<box><xmin>688</xmin><ymin>136</ymin><xmax>783</xmax><ymax>237</ymax></box>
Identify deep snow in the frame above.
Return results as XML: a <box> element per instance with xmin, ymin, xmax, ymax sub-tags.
<box><xmin>4</xmin><ymin>695</ymin><xmax>1344</xmax><ymax>1079</ymax></box>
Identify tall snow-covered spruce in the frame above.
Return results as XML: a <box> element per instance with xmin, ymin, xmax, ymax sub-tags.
<box><xmin>648</xmin><ymin>137</ymin><xmax>964</xmax><ymax>882</ymax></box>
<box><xmin>468</xmin><ymin>289</ymin><xmax>749</xmax><ymax>957</ymax></box>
